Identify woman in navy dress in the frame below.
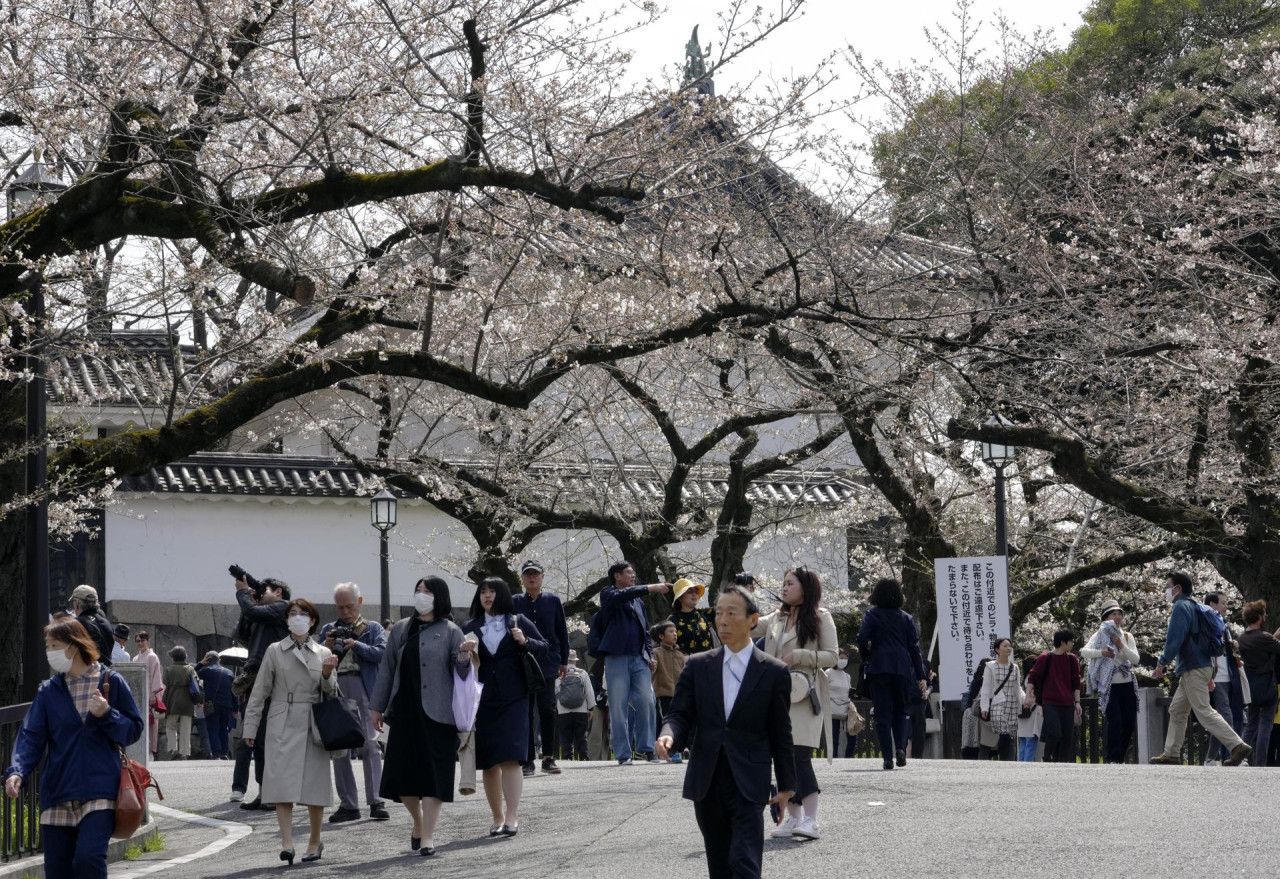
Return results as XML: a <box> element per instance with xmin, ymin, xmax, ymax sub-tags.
<box><xmin>462</xmin><ymin>577</ymin><xmax>547</xmax><ymax>837</ymax></box>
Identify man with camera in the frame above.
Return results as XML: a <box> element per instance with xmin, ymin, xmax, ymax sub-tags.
<box><xmin>320</xmin><ymin>582</ymin><xmax>390</xmax><ymax>823</ymax></box>
<box><xmin>230</xmin><ymin>567</ymin><xmax>290</xmax><ymax>807</ymax></box>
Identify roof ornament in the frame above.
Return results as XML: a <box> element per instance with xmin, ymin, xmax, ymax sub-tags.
<box><xmin>683</xmin><ymin>26</ymin><xmax>713</xmax><ymax>93</ymax></box>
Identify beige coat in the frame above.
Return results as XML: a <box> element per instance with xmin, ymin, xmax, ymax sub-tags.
<box><xmin>757</xmin><ymin>607</ymin><xmax>838</xmax><ymax>752</ymax></box>
<box><xmin>242</xmin><ymin>637</ymin><xmax>337</xmax><ymax>807</ymax></box>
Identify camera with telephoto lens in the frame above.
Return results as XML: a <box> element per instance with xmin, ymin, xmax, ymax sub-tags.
<box><xmin>228</xmin><ymin>564</ymin><xmax>265</xmax><ymax>599</ymax></box>
<box><xmin>733</xmin><ymin>571</ymin><xmax>756</xmax><ymax>587</ymax></box>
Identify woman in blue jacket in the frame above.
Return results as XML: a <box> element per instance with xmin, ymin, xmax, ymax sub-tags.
<box><xmin>462</xmin><ymin>577</ymin><xmax>547</xmax><ymax>837</ymax></box>
<box><xmin>856</xmin><ymin>578</ymin><xmax>928</xmax><ymax>770</ymax></box>
<box><xmin>4</xmin><ymin>619</ymin><xmax>144</xmax><ymax>879</ymax></box>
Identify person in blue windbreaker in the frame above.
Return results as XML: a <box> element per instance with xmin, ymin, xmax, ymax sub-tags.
<box><xmin>4</xmin><ymin>618</ymin><xmax>143</xmax><ymax>879</ymax></box>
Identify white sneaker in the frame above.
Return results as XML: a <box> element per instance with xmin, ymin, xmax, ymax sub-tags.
<box><xmin>1203</xmin><ymin>759</ymin><xmax>1221</xmax><ymax>767</ymax></box>
<box><xmin>771</xmin><ymin>816</ymin><xmax>797</xmax><ymax>839</ymax></box>
<box><xmin>229</xmin><ymin>790</ymin><xmax>244</xmax><ymax>802</ymax></box>
<box><xmin>792</xmin><ymin>816</ymin><xmax>821</xmax><ymax>840</ymax></box>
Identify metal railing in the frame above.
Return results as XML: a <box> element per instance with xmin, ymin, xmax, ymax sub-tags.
<box><xmin>0</xmin><ymin>701</ymin><xmax>40</xmax><ymax>862</ymax></box>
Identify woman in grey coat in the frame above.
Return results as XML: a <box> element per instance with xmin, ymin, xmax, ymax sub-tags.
<box><xmin>243</xmin><ymin>599</ymin><xmax>338</xmax><ymax>865</ymax></box>
<box><xmin>370</xmin><ymin>577</ymin><xmax>474</xmax><ymax>857</ymax></box>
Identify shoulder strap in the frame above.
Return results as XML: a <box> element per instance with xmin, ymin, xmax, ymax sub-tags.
<box><xmin>992</xmin><ymin>664</ymin><xmax>1012</xmax><ymax>698</ymax></box>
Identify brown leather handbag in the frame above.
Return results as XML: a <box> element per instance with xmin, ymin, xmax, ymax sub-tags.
<box><xmin>113</xmin><ymin>748</ymin><xmax>163</xmax><ymax>839</ymax></box>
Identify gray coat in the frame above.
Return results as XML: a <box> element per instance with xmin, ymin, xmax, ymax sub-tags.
<box><xmin>241</xmin><ymin>638</ymin><xmax>337</xmax><ymax>807</ymax></box>
<box><xmin>370</xmin><ymin>617</ymin><xmax>467</xmax><ymax>726</ymax></box>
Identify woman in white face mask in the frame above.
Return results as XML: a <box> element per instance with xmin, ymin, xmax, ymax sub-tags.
<box><xmin>368</xmin><ymin>577</ymin><xmax>474</xmax><ymax>856</ymax></box>
<box><xmin>241</xmin><ymin>598</ymin><xmax>338</xmax><ymax>865</ymax></box>
<box><xmin>825</xmin><ymin>649</ymin><xmax>856</xmax><ymax>757</ymax></box>
<box><xmin>4</xmin><ymin>619</ymin><xmax>143</xmax><ymax>879</ymax></box>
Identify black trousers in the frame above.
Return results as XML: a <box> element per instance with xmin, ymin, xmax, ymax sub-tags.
<box><xmin>694</xmin><ymin>754</ymin><xmax>764</xmax><ymax>879</ymax></box>
<box><xmin>1104</xmin><ymin>684</ymin><xmax>1138</xmax><ymax>764</ymax></box>
<box><xmin>978</xmin><ymin>733</ymin><xmax>1016</xmax><ymax>761</ymax></box>
<box><xmin>558</xmin><ymin>713</ymin><xmax>589</xmax><ymax>760</ymax></box>
<box><xmin>1040</xmin><ymin>704</ymin><xmax>1076</xmax><ymax>763</ymax></box>
<box><xmin>231</xmin><ymin>697</ymin><xmax>267</xmax><ymax>794</ymax></box>
<box><xmin>908</xmin><ymin>701</ymin><xmax>927</xmax><ymax>758</ymax></box>
<box><xmin>527</xmin><ymin>675</ymin><xmax>559</xmax><ymax>762</ymax></box>
<box><xmin>866</xmin><ymin>674</ymin><xmax>910</xmax><ymax>759</ymax></box>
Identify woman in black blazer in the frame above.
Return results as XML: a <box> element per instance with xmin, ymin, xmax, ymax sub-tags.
<box><xmin>462</xmin><ymin>577</ymin><xmax>548</xmax><ymax>837</ymax></box>
<box><xmin>855</xmin><ymin>578</ymin><xmax>928</xmax><ymax>770</ymax></box>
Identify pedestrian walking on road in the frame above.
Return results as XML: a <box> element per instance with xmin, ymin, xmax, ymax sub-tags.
<box><xmin>162</xmin><ymin>646</ymin><xmax>200</xmax><ymax>760</ymax></box>
<box><xmin>826</xmin><ymin>649</ymin><xmax>855</xmax><ymax>758</ymax></box>
<box><xmin>655</xmin><ymin>585</ymin><xmax>796</xmax><ymax>879</ymax></box>
<box><xmin>370</xmin><ymin>577</ymin><xmax>473</xmax><ymax>856</ymax></box>
<box><xmin>4</xmin><ymin>619</ymin><xmax>143</xmax><ymax>879</ymax></box>
<box><xmin>463</xmin><ymin>577</ymin><xmax>549</xmax><ymax>838</ymax></box>
<box><xmin>69</xmin><ymin>585</ymin><xmax>116</xmax><ymax>668</ymax></box>
<box><xmin>1017</xmin><ymin>655</ymin><xmax>1042</xmax><ymax>762</ymax></box>
<box><xmin>513</xmin><ymin>559</ymin><xmax>570</xmax><ymax>777</ymax></box>
<box><xmin>132</xmin><ymin>631</ymin><xmax>165</xmax><ymax>760</ymax></box>
<box><xmin>1025</xmin><ymin>630</ymin><xmax>1082</xmax><ymax>763</ymax></box>
<box><xmin>595</xmin><ymin>562</ymin><xmax>671</xmax><ymax>765</ymax></box>
<box><xmin>961</xmin><ymin>657</ymin><xmax>992</xmax><ymax>759</ymax></box>
<box><xmin>320</xmin><ymin>582</ymin><xmax>390</xmax><ymax>823</ymax></box>
<box><xmin>242</xmin><ymin>599</ymin><xmax>338</xmax><ymax>864</ymax></box>
<box><xmin>197</xmin><ymin>651</ymin><xmax>236</xmax><ymax>759</ymax></box>
<box><xmin>652</xmin><ymin>620</ymin><xmax>687</xmax><ymax>734</ymax></box>
<box><xmin>761</xmin><ymin>566</ymin><xmax>838</xmax><ymax>841</ymax></box>
<box><xmin>556</xmin><ymin>651</ymin><xmax>595</xmax><ymax>761</ymax></box>
<box><xmin>857</xmin><ymin>578</ymin><xmax>928</xmax><ymax>772</ymax></box>
<box><xmin>1237</xmin><ymin>600</ymin><xmax>1280</xmax><ymax>765</ymax></box>
<box><xmin>979</xmin><ymin>638</ymin><xmax>1023</xmax><ymax>761</ymax></box>
<box><xmin>1202</xmin><ymin>592</ymin><xmax>1246</xmax><ymax>764</ymax></box>
<box><xmin>1079</xmin><ymin>599</ymin><xmax>1139</xmax><ymax>763</ymax></box>
<box><xmin>1149</xmin><ymin>571</ymin><xmax>1251</xmax><ymax>766</ymax></box>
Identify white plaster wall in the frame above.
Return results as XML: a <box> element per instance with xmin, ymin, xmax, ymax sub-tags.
<box><xmin>106</xmin><ymin>494</ymin><xmax>483</xmax><ymax>609</ymax></box>
<box><xmin>105</xmin><ymin>495</ymin><xmax>853</xmax><ymax>612</ymax></box>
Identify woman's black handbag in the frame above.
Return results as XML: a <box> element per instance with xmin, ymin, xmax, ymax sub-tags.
<box><xmin>522</xmin><ymin>652</ymin><xmax>545</xmax><ymax>695</ymax></box>
<box><xmin>312</xmin><ymin>691</ymin><xmax>367</xmax><ymax>751</ymax></box>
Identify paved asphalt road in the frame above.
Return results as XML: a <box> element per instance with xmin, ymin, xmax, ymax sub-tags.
<box><xmin>110</xmin><ymin>757</ymin><xmax>1272</xmax><ymax>878</ymax></box>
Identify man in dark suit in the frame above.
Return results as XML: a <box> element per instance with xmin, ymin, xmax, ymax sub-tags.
<box><xmin>656</xmin><ymin>585</ymin><xmax>795</xmax><ymax>879</ymax></box>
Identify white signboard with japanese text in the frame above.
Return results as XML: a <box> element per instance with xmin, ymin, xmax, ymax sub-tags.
<box><xmin>934</xmin><ymin>557</ymin><xmax>1011</xmax><ymax>702</ymax></box>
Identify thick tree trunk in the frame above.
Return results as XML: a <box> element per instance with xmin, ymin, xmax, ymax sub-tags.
<box><xmin>0</xmin><ymin>378</ymin><xmax>27</xmax><ymax>704</ymax></box>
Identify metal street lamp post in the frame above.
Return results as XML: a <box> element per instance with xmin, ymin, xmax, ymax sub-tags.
<box><xmin>370</xmin><ymin>489</ymin><xmax>398</xmax><ymax>623</ymax></box>
<box><xmin>8</xmin><ymin>157</ymin><xmax>66</xmax><ymax>699</ymax></box>
<box><xmin>979</xmin><ymin>415</ymin><xmax>1017</xmax><ymax>557</ymax></box>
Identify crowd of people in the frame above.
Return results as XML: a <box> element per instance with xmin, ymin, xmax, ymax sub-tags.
<box><xmin>9</xmin><ymin>566</ymin><xmax>1280</xmax><ymax>878</ymax></box>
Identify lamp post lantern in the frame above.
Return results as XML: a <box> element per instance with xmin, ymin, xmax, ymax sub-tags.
<box><xmin>980</xmin><ymin>415</ymin><xmax>1017</xmax><ymax>557</ymax></box>
<box><xmin>370</xmin><ymin>489</ymin><xmax>398</xmax><ymax>623</ymax></box>
<box><xmin>8</xmin><ymin>156</ymin><xmax>65</xmax><ymax>700</ymax></box>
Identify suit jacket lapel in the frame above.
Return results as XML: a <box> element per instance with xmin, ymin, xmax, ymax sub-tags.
<box><xmin>288</xmin><ymin>641</ymin><xmax>320</xmax><ymax>674</ymax></box>
<box><xmin>727</xmin><ymin>649</ymin><xmax>766</xmax><ymax>724</ymax></box>
<box><xmin>706</xmin><ymin>646</ymin><xmax>726</xmax><ymax>723</ymax></box>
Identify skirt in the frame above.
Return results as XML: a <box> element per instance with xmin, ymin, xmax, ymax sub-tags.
<box><xmin>381</xmin><ymin>713</ymin><xmax>459</xmax><ymax>803</ymax></box>
<box><xmin>475</xmin><ymin>695</ymin><xmax>529</xmax><ymax>770</ymax></box>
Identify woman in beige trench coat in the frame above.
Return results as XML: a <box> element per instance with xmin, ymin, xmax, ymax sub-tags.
<box><xmin>756</xmin><ymin>567</ymin><xmax>838</xmax><ymax>842</ymax></box>
<box><xmin>243</xmin><ymin>598</ymin><xmax>338</xmax><ymax>865</ymax></box>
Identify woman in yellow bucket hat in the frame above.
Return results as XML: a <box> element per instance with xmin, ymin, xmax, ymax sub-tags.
<box><xmin>670</xmin><ymin>579</ymin><xmax>715</xmax><ymax>655</ymax></box>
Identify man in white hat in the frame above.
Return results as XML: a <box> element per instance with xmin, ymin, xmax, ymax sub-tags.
<box><xmin>555</xmin><ymin>650</ymin><xmax>595</xmax><ymax>760</ymax></box>
<box><xmin>70</xmin><ymin>584</ymin><xmax>116</xmax><ymax>667</ymax></box>
<box><xmin>1078</xmin><ymin>599</ymin><xmax>1139</xmax><ymax>763</ymax></box>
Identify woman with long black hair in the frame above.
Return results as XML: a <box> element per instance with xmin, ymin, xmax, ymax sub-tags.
<box><xmin>856</xmin><ymin>578</ymin><xmax>929</xmax><ymax>770</ymax></box>
<box><xmin>462</xmin><ymin>577</ymin><xmax>548</xmax><ymax>837</ymax></box>
<box><xmin>757</xmin><ymin>566</ymin><xmax>838</xmax><ymax>842</ymax></box>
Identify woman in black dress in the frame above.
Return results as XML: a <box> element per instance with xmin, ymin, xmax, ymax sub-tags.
<box><xmin>462</xmin><ymin>577</ymin><xmax>547</xmax><ymax>837</ymax></box>
<box><xmin>670</xmin><ymin>579</ymin><xmax>714</xmax><ymax>655</ymax></box>
<box><xmin>370</xmin><ymin>577</ymin><xmax>474</xmax><ymax>856</ymax></box>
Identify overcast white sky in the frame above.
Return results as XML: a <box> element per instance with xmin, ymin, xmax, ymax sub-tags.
<box><xmin>603</xmin><ymin>0</ymin><xmax>1096</xmax><ymax>91</ymax></box>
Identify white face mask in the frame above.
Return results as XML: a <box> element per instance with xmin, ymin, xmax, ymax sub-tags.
<box><xmin>837</xmin><ymin>658</ymin><xmax>848</xmax><ymax>669</ymax></box>
<box><xmin>47</xmin><ymin>647</ymin><xmax>73</xmax><ymax>674</ymax></box>
<box><xmin>1164</xmin><ymin>587</ymin><xmax>1176</xmax><ymax>602</ymax></box>
<box><xmin>287</xmin><ymin>615</ymin><xmax>312</xmax><ymax>636</ymax></box>
<box><xmin>414</xmin><ymin>592</ymin><xmax>435</xmax><ymax>615</ymax></box>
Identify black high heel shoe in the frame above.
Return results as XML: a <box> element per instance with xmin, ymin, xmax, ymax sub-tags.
<box><xmin>301</xmin><ymin>843</ymin><xmax>324</xmax><ymax>863</ymax></box>
<box><xmin>500</xmin><ymin>824</ymin><xmax>519</xmax><ymax>837</ymax></box>
<box><xmin>411</xmin><ymin>835</ymin><xmax>421</xmax><ymax>851</ymax></box>
<box><xmin>279</xmin><ymin>849</ymin><xmax>295</xmax><ymax>865</ymax></box>
<box><xmin>420</xmin><ymin>844</ymin><xmax>437</xmax><ymax>856</ymax></box>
